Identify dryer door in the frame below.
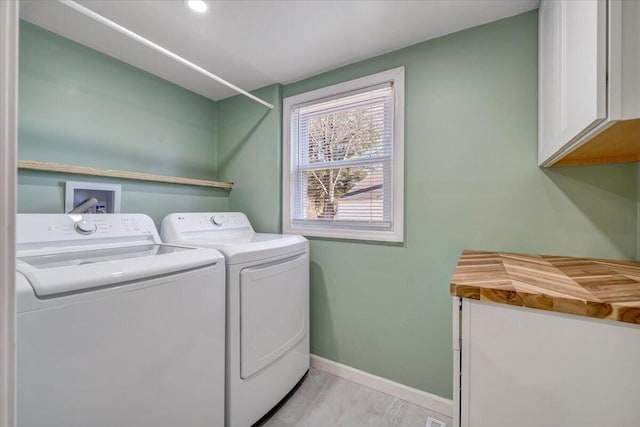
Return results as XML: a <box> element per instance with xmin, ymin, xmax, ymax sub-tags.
<box><xmin>240</xmin><ymin>252</ymin><xmax>309</xmax><ymax>379</ymax></box>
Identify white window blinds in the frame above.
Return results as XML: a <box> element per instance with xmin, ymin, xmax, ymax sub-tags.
<box><xmin>291</xmin><ymin>83</ymin><xmax>394</xmax><ymax>230</ymax></box>
<box><xmin>283</xmin><ymin>67</ymin><xmax>404</xmax><ymax>242</ymax></box>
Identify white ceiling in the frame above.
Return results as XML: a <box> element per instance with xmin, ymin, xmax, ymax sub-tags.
<box><xmin>20</xmin><ymin>0</ymin><xmax>539</xmax><ymax>101</ymax></box>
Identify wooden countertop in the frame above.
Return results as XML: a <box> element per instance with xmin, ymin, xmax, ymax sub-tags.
<box><xmin>450</xmin><ymin>250</ymin><xmax>640</xmax><ymax>325</ymax></box>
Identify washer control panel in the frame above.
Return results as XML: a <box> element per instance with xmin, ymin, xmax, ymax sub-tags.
<box><xmin>163</xmin><ymin>212</ymin><xmax>253</xmax><ymax>234</ymax></box>
<box><xmin>16</xmin><ymin>214</ymin><xmax>158</xmax><ymax>245</ymax></box>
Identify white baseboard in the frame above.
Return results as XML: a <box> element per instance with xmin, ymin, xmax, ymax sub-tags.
<box><xmin>310</xmin><ymin>354</ymin><xmax>453</xmax><ymax>418</ymax></box>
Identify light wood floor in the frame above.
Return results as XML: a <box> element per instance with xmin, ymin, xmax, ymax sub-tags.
<box><xmin>255</xmin><ymin>368</ymin><xmax>452</xmax><ymax>427</ymax></box>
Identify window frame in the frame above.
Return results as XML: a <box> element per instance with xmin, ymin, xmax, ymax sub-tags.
<box><xmin>282</xmin><ymin>67</ymin><xmax>405</xmax><ymax>242</ymax></box>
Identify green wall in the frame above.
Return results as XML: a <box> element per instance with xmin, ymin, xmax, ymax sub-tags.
<box><xmin>18</xmin><ymin>21</ymin><xmax>227</xmax><ymax>224</ymax></box>
<box><xmin>217</xmin><ymin>84</ymin><xmax>283</xmax><ymax>233</ymax></box>
<box><xmin>220</xmin><ymin>10</ymin><xmax>638</xmax><ymax>400</ymax></box>
<box><xmin>17</xmin><ymin>11</ymin><xmax>639</xmax><ymax>402</ymax></box>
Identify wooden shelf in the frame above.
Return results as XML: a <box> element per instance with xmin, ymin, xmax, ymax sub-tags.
<box><xmin>18</xmin><ymin>160</ymin><xmax>233</xmax><ymax>190</ymax></box>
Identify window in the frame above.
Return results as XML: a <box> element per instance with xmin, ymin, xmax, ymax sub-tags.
<box><xmin>283</xmin><ymin>67</ymin><xmax>404</xmax><ymax>242</ymax></box>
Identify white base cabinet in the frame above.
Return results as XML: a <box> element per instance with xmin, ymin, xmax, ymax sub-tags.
<box><xmin>453</xmin><ymin>298</ymin><xmax>640</xmax><ymax>427</ymax></box>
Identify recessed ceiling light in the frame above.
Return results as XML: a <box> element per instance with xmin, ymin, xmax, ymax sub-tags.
<box><xmin>186</xmin><ymin>0</ymin><xmax>208</xmax><ymax>13</ymax></box>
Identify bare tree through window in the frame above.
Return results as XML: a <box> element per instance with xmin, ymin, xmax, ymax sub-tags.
<box><xmin>284</xmin><ymin>67</ymin><xmax>404</xmax><ymax>242</ymax></box>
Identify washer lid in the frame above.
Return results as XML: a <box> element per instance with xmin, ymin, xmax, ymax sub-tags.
<box><xmin>180</xmin><ymin>233</ymin><xmax>308</xmax><ymax>265</ymax></box>
<box><xmin>16</xmin><ymin>244</ymin><xmax>221</xmax><ymax>297</ymax></box>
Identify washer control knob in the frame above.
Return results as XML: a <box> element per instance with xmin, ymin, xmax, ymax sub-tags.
<box><xmin>211</xmin><ymin>216</ymin><xmax>223</xmax><ymax>226</ymax></box>
<box><xmin>74</xmin><ymin>219</ymin><xmax>97</xmax><ymax>235</ymax></box>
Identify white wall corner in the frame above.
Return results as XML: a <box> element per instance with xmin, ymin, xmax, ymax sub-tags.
<box><xmin>637</xmin><ymin>162</ymin><xmax>640</xmax><ymax>262</ymax></box>
<box><xmin>0</xmin><ymin>1</ymin><xmax>19</xmax><ymax>426</ymax></box>
<box><xmin>310</xmin><ymin>354</ymin><xmax>453</xmax><ymax>418</ymax></box>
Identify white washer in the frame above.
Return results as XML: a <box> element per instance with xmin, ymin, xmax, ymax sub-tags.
<box><xmin>16</xmin><ymin>214</ymin><xmax>226</xmax><ymax>427</ymax></box>
<box><xmin>160</xmin><ymin>212</ymin><xmax>309</xmax><ymax>427</ymax></box>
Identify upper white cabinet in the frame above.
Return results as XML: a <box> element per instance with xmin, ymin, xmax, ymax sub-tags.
<box><xmin>538</xmin><ymin>0</ymin><xmax>640</xmax><ymax>167</ymax></box>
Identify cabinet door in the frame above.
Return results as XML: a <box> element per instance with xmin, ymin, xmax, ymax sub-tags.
<box><xmin>538</xmin><ymin>0</ymin><xmax>562</xmax><ymax>164</ymax></box>
<box><xmin>561</xmin><ymin>0</ymin><xmax>607</xmax><ymax>142</ymax></box>
<box><xmin>460</xmin><ymin>300</ymin><xmax>640</xmax><ymax>427</ymax></box>
<box><xmin>538</xmin><ymin>0</ymin><xmax>607</xmax><ymax>165</ymax></box>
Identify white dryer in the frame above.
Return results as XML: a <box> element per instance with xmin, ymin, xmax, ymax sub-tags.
<box><xmin>161</xmin><ymin>212</ymin><xmax>309</xmax><ymax>427</ymax></box>
<box><xmin>16</xmin><ymin>214</ymin><xmax>226</xmax><ymax>427</ymax></box>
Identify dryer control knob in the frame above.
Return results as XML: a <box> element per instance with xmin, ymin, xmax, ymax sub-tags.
<box><xmin>74</xmin><ymin>219</ymin><xmax>97</xmax><ymax>235</ymax></box>
<box><xmin>211</xmin><ymin>216</ymin><xmax>223</xmax><ymax>226</ymax></box>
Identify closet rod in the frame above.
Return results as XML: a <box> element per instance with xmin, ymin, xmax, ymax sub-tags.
<box><xmin>58</xmin><ymin>0</ymin><xmax>274</xmax><ymax>109</ymax></box>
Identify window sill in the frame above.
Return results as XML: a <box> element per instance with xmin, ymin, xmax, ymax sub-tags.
<box><xmin>284</xmin><ymin>224</ymin><xmax>403</xmax><ymax>243</ymax></box>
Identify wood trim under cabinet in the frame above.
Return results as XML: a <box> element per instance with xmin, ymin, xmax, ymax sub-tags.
<box><xmin>552</xmin><ymin>118</ymin><xmax>640</xmax><ymax>166</ymax></box>
<box><xmin>18</xmin><ymin>160</ymin><xmax>234</xmax><ymax>190</ymax></box>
